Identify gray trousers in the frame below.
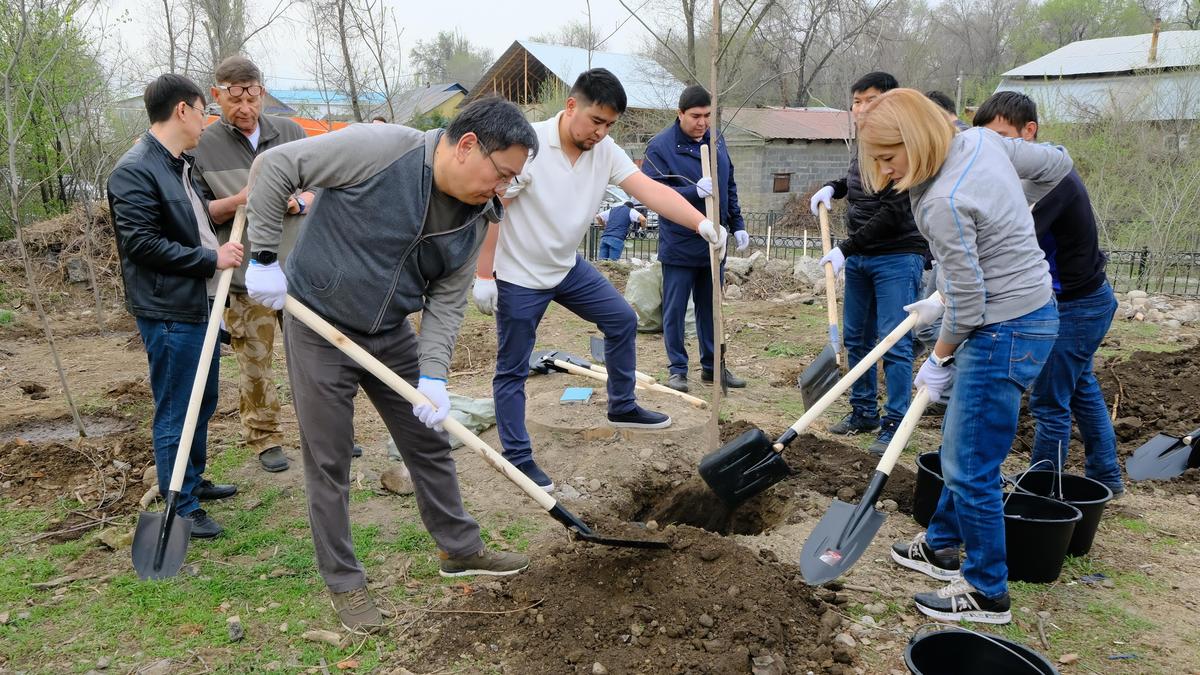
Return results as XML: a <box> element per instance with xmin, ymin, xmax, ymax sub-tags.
<box><xmin>283</xmin><ymin>313</ymin><xmax>483</xmax><ymax>592</ymax></box>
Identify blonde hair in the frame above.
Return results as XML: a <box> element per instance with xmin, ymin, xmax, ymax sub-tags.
<box><xmin>857</xmin><ymin>88</ymin><xmax>957</xmax><ymax>193</ymax></box>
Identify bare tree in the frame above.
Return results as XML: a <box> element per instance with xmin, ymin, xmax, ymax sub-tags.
<box><xmin>349</xmin><ymin>0</ymin><xmax>404</xmax><ymax>122</ymax></box>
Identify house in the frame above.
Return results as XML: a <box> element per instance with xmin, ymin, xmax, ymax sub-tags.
<box><xmin>995</xmin><ymin>27</ymin><xmax>1200</xmax><ymax>124</ymax></box>
<box><xmin>386</xmin><ymin>83</ymin><xmax>467</xmax><ymax>125</ymax></box>
<box><xmin>272</xmin><ymin>89</ymin><xmax>388</xmax><ymax>122</ymax></box>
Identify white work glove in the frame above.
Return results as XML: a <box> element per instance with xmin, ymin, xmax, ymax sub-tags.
<box><xmin>914</xmin><ymin>358</ymin><xmax>955</xmax><ymax>404</ymax></box>
<box><xmin>473</xmin><ymin>276</ymin><xmax>498</xmax><ymax>316</ymax></box>
<box><xmin>696</xmin><ymin>176</ymin><xmax>713</xmax><ymax>199</ymax></box>
<box><xmin>819</xmin><ymin>246</ymin><xmax>846</xmax><ymax>276</ymax></box>
<box><xmin>810</xmin><ymin>185</ymin><xmax>835</xmax><ymax>216</ymax></box>
<box><xmin>697</xmin><ymin>218</ymin><xmax>728</xmax><ymax>258</ymax></box>
<box><xmin>245</xmin><ymin>260</ymin><xmax>287</xmax><ymax>310</ymax></box>
<box><xmin>734</xmin><ymin>230</ymin><xmax>749</xmax><ymax>251</ymax></box>
<box><xmin>412</xmin><ymin>377</ymin><xmax>451</xmax><ymax>431</ymax></box>
<box><xmin>903</xmin><ymin>291</ymin><xmax>946</xmax><ymax>329</ymax></box>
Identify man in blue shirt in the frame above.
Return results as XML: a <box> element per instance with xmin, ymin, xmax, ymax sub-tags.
<box><xmin>642</xmin><ymin>85</ymin><xmax>749</xmax><ymax>393</ymax></box>
<box><xmin>596</xmin><ymin>200</ymin><xmax>646</xmax><ymax>260</ymax></box>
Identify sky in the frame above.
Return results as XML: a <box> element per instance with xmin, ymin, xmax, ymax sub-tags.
<box><xmin>100</xmin><ymin>0</ymin><xmax>656</xmax><ymax>91</ymax></box>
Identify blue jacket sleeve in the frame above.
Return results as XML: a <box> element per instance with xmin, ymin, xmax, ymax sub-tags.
<box><xmin>109</xmin><ymin>165</ymin><xmax>217</xmax><ymax>278</ymax></box>
<box><xmin>643</xmin><ymin>139</ymin><xmax>696</xmax><ymax>200</ymax></box>
<box><xmin>725</xmin><ymin>155</ymin><xmax>744</xmax><ymax>233</ymax></box>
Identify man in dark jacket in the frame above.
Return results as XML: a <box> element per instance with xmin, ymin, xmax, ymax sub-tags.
<box><xmin>108</xmin><ymin>74</ymin><xmax>243</xmax><ymax>539</ymax></box>
<box><xmin>643</xmin><ymin>84</ymin><xmax>749</xmax><ymax>393</ymax></box>
<box><xmin>809</xmin><ymin>72</ymin><xmax>929</xmax><ymax>455</ymax></box>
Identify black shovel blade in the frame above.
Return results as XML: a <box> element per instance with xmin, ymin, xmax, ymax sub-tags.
<box><xmin>1127</xmin><ymin>433</ymin><xmax>1193</xmax><ymax>480</ymax></box>
<box><xmin>528</xmin><ymin>350</ymin><xmax>560</xmax><ymax>375</ymax></box>
<box><xmin>589</xmin><ymin>336</ymin><xmax>606</xmax><ymax>365</ymax></box>
<box><xmin>799</xmin><ymin>499</ymin><xmax>885</xmax><ymax>585</ymax></box>
<box><xmin>800</xmin><ymin>344</ymin><xmax>839</xmax><ymax>410</ymax></box>
<box><xmin>131</xmin><ymin>506</ymin><xmax>192</xmax><ymax>581</ymax></box>
<box><xmin>699</xmin><ymin>428</ymin><xmax>792</xmax><ymax>505</ymax></box>
<box><xmin>547</xmin><ymin>504</ymin><xmax>669</xmax><ymax>549</ymax></box>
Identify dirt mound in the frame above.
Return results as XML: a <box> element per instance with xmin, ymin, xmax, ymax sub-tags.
<box><xmin>1098</xmin><ymin>344</ymin><xmax>1200</xmax><ymax>452</ymax></box>
<box><xmin>413</xmin><ymin>525</ymin><xmax>855</xmax><ymax>674</ymax></box>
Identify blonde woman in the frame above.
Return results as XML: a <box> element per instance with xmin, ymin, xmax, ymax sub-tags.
<box><xmin>857</xmin><ymin>89</ymin><xmax>1070</xmax><ymax>624</ymax></box>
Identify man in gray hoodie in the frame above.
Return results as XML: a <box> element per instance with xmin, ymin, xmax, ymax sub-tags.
<box><xmin>243</xmin><ymin>97</ymin><xmax>537</xmax><ymax>632</ymax></box>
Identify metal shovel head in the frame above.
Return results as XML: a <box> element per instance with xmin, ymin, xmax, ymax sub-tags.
<box><xmin>699</xmin><ymin>428</ymin><xmax>792</xmax><ymax>505</ymax></box>
<box><xmin>800</xmin><ymin>344</ymin><xmax>840</xmax><ymax>410</ymax></box>
<box><xmin>131</xmin><ymin>509</ymin><xmax>192</xmax><ymax>581</ymax></box>
<box><xmin>589</xmin><ymin>336</ymin><xmax>607</xmax><ymax>364</ymax></box>
<box><xmin>1127</xmin><ymin>432</ymin><xmax>1193</xmax><ymax>481</ymax></box>
<box><xmin>547</xmin><ymin>504</ymin><xmax>669</xmax><ymax>549</ymax></box>
<box><xmin>799</xmin><ymin>499</ymin><xmax>885</xmax><ymax>585</ymax></box>
<box><xmin>528</xmin><ymin>350</ymin><xmax>561</xmax><ymax>375</ymax></box>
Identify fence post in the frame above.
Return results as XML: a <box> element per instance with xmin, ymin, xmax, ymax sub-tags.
<box><xmin>1136</xmin><ymin>246</ymin><xmax>1150</xmax><ymax>291</ymax></box>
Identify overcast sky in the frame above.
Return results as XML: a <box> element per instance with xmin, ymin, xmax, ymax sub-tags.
<box><xmin>100</xmin><ymin>0</ymin><xmax>655</xmax><ymax>91</ymax></box>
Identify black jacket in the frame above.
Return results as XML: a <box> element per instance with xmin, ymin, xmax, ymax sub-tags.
<box><xmin>108</xmin><ymin>132</ymin><xmax>218</xmax><ymax>323</ymax></box>
<box><xmin>824</xmin><ymin>156</ymin><xmax>928</xmax><ymax>258</ymax></box>
<box><xmin>1032</xmin><ymin>169</ymin><xmax>1107</xmax><ymax>301</ymax></box>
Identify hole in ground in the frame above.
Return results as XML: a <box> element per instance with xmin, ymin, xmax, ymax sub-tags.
<box><xmin>630</xmin><ymin>477</ymin><xmax>792</xmax><ymax>535</ymax></box>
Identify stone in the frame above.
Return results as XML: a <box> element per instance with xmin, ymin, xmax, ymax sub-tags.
<box><xmin>880</xmin><ymin>499</ymin><xmax>899</xmax><ymax>513</ymax></box>
<box><xmin>557</xmin><ymin>484</ymin><xmax>582</xmax><ymax>500</ymax></box>
<box><xmin>592</xmin><ymin>662</ymin><xmax>609</xmax><ymax>675</ymax></box>
<box><xmin>1127</xmin><ymin>290</ymin><xmax>1148</xmax><ymax>299</ymax></box>
<box><xmin>751</xmin><ymin>654</ymin><xmax>787</xmax><ymax>675</ymax></box>
<box><xmin>226</xmin><ymin>615</ymin><xmax>244</xmax><ymax>642</ymax></box>
<box><xmin>836</xmin><ymin>487</ymin><xmax>856</xmax><ymax>501</ymax></box>
<box><xmin>726</xmin><ymin>256</ymin><xmax>753</xmax><ymax>276</ymax></box>
<box><xmin>1058</xmin><ymin>653</ymin><xmax>1079</xmax><ymax>665</ymax></box>
<box><xmin>1165</xmin><ymin>319</ymin><xmax>1183</xmax><ymax>329</ymax></box>
<box><xmin>1130</xmin><ymin>296</ymin><xmax>1150</xmax><ymax>308</ymax></box>
<box><xmin>302</xmin><ymin>629</ymin><xmax>343</xmax><ymax>647</ymax></box>
<box><xmin>65</xmin><ymin>257</ymin><xmax>90</xmax><ymax>284</ymax></box>
<box><xmin>96</xmin><ymin>656</ymin><xmax>111</xmax><ymax>670</ymax></box>
<box><xmin>1146</xmin><ymin>309</ymin><xmax>1165</xmax><ymax>322</ymax></box>
<box><xmin>645</xmin><ymin>520</ymin><xmax>659</xmax><ymax>531</ymax></box>
<box><xmin>833</xmin><ymin>633</ymin><xmax>857</xmax><ymax>648</ymax></box>
<box><xmin>864</xmin><ymin>603</ymin><xmax>887</xmax><ymax>616</ymax></box>
<box><xmin>142</xmin><ymin>466</ymin><xmax>158</xmax><ymax>484</ymax></box>
<box><xmin>139</xmin><ymin>659</ymin><xmax>171</xmax><ymax>675</ymax></box>
<box><xmin>652</xmin><ymin>461</ymin><xmax>670</xmax><ymax>474</ymax></box>
<box><xmin>588</xmin><ymin>479</ymin><xmax>602</xmax><ymax>492</ymax></box>
<box><xmin>725</xmin><ymin>284</ymin><xmax>743</xmax><ymax>301</ymax></box>
<box><xmin>699</xmin><ymin>548</ymin><xmax>721</xmax><ymax>562</ymax></box>
<box><xmin>98</xmin><ymin>528</ymin><xmax>134</xmax><ymax>550</ymax></box>
<box><xmin>1134</xmin><ymin>311</ymin><xmax>1145</xmax><ymax>322</ymax></box>
<box><xmin>702</xmin><ymin>639</ymin><xmax>728</xmax><ymax>652</ymax></box>
<box><xmin>698</xmin><ymin>613</ymin><xmax>715</xmax><ymax>628</ymax></box>
<box><xmin>638</xmin><ymin>449</ymin><xmax>653</xmax><ymax>459</ymax></box>
<box><xmin>747</xmin><ymin>250</ymin><xmax>766</xmax><ymax>273</ymax></box>
<box><xmin>1187</xmin><ymin>494</ymin><xmax>1199</xmax><ymax>506</ymax></box>
<box><xmin>380</xmin><ymin>466</ymin><xmax>415</xmax><ymax>496</ymax></box>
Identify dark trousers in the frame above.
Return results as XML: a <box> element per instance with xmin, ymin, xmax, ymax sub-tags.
<box><xmin>493</xmin><ymin>256</ymin><xmax>638</xmax><ymax>465</ymax></box>
<box><xmin>136</xmin><ymin>317</ymin><xmax>219</xmax><ymax>517</ymax></box>
<box><xmin>661</xmin><ymin>262</ymin><xmax>722</xmax><ymax>376</ymax></box>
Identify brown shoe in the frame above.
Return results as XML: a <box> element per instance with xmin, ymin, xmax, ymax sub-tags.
<box><xmin>330</xmin><ymin>586</ymin><xmax>384</xmax><ymax>633</ymax></box>
<box><xmin>438</xmin><ymin>548</ymin><xmax>530</xmax><ymax>578</ymax></box>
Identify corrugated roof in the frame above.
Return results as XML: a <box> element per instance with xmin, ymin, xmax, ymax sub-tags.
<box><xmin>1004</xmin><ymin>30</ymin><xmax>1200</xmax><ymax>78</ymax></box>
<box><xmin>389</xmin><ymin>83</ymin><xmax>466</xmax><ymax>123</ymax></box>
<box><xmin>995</xmin><ymin>71</ymin><xmax>1200</xmax><ymax>122</ymax></box>
<box><xmin>723</xmin><ymin>107</ymin><xmax>852</xmax><ymax>140</ymax></box>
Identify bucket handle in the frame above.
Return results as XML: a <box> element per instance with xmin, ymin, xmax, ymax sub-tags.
<box><xmin>910</xmin><ymin>622</ymin><xmax>1050</xmax><ymax>674</ymax></box>
<box><xmin>1003</xmin><ymin>458</ymin><xmax>1058</xmax><ymax>508</ymax></box>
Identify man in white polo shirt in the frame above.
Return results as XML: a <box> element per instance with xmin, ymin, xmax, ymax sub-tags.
<box><xmin>473</xmin><ymin>68</ymin><xmax>725</xmax><ymax>491</ymax></box>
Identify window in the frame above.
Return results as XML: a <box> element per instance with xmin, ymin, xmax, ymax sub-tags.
<box><xmin>772</xmin><ymin>172</ymin><xmax>792</xmax><ymax>193</ymax></box>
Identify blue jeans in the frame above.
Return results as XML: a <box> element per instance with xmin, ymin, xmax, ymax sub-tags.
<box><xmin>598</xmin><ymin>236</ymin><xmax>625</xmax><ymax>260</ymax></box>
<box><xmin>136</xmin><ymin>316</ymin><xmax>220</xmax><ymax>516</ymax></box>
<box><xmin>842</xmin><ymin>253</ymin><xmax>924</xmax><ymax>425</ymax></box>
<box><xmin>493</xmin><ymin>256</ymin><xmax>639</xmax><ymax>464</ymax></box>
<box><xmin>662</xmin><ymin>262</ymin><xmax>723</xmax><ymax>375</ymax></box>
<box><xmin>1029</xmin><ymin>283</ymin><xmax>1122</xmax><ymax>492</ymax></box>
<box><xmin>926</xmin><ymin>301</ymin><xmax>1059</xmax><ymax>599</ymax></box>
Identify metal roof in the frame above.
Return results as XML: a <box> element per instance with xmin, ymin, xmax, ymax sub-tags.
<box><xmin>388</xmin><ymin>83</ymin><xmax>466</xmax><ymax>123</ymax></box>
<box><xmin>1003</xmin><ymin>30</ymin><xmax>1200</xmax><ymax>78</ymax></box>
<box><xmin>723</xmin><ymin>107</ymin><xmax>853</xmax><ymax>140</ymax></box>
<box><xmin>995</xmin><ymin>71</ymin><xmax>1200</xmax><ymax>122</ymax></box>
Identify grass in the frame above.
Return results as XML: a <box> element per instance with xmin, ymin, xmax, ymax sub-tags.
<box><xmin>763</xmin><ymin>342</ymin><xmax>809</xmax><ymax>358</ymax></box>
<box><xmin>0</xmin><ymin>309</ymin><xmax>14</xmax><ymax>326</ymax></box>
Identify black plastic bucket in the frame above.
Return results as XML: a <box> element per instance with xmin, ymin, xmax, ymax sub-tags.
<box><xmin>912</xmin><ymin>452</ymin><xmax>943</xmax><ymax>528</ymax></box>
<box><xmin>1008</xmin><ymin>470</ymin><xmax>1113</xmax><ymax>557</ymax></box>
<box><xmin>905</xmin><ymin>627</ymin><xmax>1059</xmax><ymax>674</ymax></box>
<box><xmin>1004</xmin><ymin>492</ymin><xmax>1082</xmax><ymax>583</ymax></box>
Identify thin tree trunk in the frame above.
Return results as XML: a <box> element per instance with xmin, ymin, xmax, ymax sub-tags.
<box><xmin>336</xmin><ymin>0</ymin><xmax>363</xmax><ymax>122</ymax></box>
<box><xmin>683</xmin><ymin>0</ymin><xmax>697</xmax><ymax>82</ymax></box>
<box><xmin>706</xmin><ymin>0</ymin><xmax>723</xmax><ymax>448</ymax></box>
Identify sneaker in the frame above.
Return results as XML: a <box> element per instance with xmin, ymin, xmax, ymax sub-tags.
<box><xmin>701</xmin><ymin>367</ymin><xmax>747</xmax><ymax>388</ymax></box>
<box><xmin>330</xmin><ymin>586</ymin><xmax>384</xmax><ymax>633</ymax></box>
<box><xmin>352</xmin><ymin>444</ymin><xmax>364</xmax><ymax>458</ymax></box>
<box><xmin>868</xmin><ymin>421</ymin><xmax>899</xmax><ymax>457</ymax></box>
<box><xmin>514</xmin><ymin>459</ymin><xmax>554</xmax><ymax>493</ymax></box>
<box><xmin>665</xmin><ymin>373</ymin><xmax>689</xmax><ymax>392</ymax></box>
<box><xmin>608</xmin><ymin>405</ymin><xmax>672</xmax><ymax>429</ymax></box>
<box><xmin>829</xmin><ymin>411</ymin><xmax>881</xmax><ymax>435</ymax></box>
<box><xmin>183</xmin><ymin>508</ymin><xmax>224</xmax><ymax>539</ymax></box>
<box><xmin>439</xmin><ymin>548</ymin><xmax>530</xmax><ymax>578</ymax></box>
<box><xmin>193</xmin><ymin>479</ymin><xmax>237</xmax><ymax>501</ymax></box>
<box><xmin>258</xmin><ymin>446</ymin><xmax>289</xmax><ymax>473</ymax></box>
<box><xmin>891</xmin><ymin>532</ymin><xmax>961</xmax><ymax>581</ymax></box>
<box><xmin>913</xmin><ymin>577</ymin><xmax>1012</xmax><ymax>624</ymax></box>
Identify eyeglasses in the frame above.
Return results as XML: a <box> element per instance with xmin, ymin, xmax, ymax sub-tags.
<box><xmin>217</xmin><ymin>84</ymin><xmax>264</xmax><ymax>98</ymax></box>
<box><xmin>478</xmin><ymin>146</ymin><xmax>515</xmax><ymax>188</ymax></box>
<box><xmin>185</xmin><ymin>102</ymin><xmax>208</xmax><ymax>117</ymax></box>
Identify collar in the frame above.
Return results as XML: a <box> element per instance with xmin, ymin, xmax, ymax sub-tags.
<box><xmin>548</xmin><ymin>111</ymin><xmax>565</xmax><ymax>150</ymax></box>
<box><xmin>219</xmin><ymin>115</ymin><xmax>277</xmax><ymax>146</ymax></box>
<box><xmin>143</xmin><ymin>131</ymin><xmax>188</xmax><ymax>168</ymax></box>
<box><xmin>672</xmin><ymin>120</ymin><xmax>709</xmax><ymax>146</ymax></box>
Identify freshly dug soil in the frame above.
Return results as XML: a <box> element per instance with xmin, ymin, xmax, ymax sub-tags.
<box><xmin>413</xmin><ymin>524</ymin><xmax>856</xmax><ymax>674</ymax></box>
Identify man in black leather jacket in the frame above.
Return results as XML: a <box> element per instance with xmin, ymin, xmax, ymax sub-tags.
<box><xmin>108</xmin><ymin>74</ymin><xmax>244</xmax><ymax>539</ymax></box>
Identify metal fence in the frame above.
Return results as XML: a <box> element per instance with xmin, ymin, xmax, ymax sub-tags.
<box><xmin>584</xmin><ymin>210</ymin><xmax>1200</xmax><ymax>298</ymax></box>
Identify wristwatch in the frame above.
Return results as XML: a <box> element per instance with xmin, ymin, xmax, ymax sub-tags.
<box><xmin>929</xmin><ymin>351</ymin><xmax>956</xmax><ymax>368</ymax></box>
<box><xmin>252</xmin><ymin>250</ymin><xmax>277</xmax><ymax>265</ymax></box>
<box><xmin>294</xmin><ymin>194</ymin><xmax>307</xmax><ymax>214</ymax></box>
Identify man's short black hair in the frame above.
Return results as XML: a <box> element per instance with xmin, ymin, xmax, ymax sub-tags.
<box><xmin>569</xmin><ymin>68</ymin><xmax>627</xmax><ymax>114</ymax></box>
<box><xmin>447</xmin><ymin>95</ymin><xmax>539</xmax><ymax>158</ymax></box>
<box><xmin>678</xmin><ymin>84</ymin><xmax>711</xmax><ymax>112</ymax></box>
<box><xmin>925</xmin><ymin>90</ymin><xmax>956</xmax><ymax>115</ymax></box>
<box><xmin>851</xmin><ymin>71</ymin><xmax>899</xmax><ymax>95</ymax></box>
<box><xmin>144</xmin><ymin>73</ymin><xmax>206</xmax><ymax>124</ymax></box>
<box><xmin>974</xmin><ymin>91</ymin><xmax>1038</xmax><ymax>130</ymax></box>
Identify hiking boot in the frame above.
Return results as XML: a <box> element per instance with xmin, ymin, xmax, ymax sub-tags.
<box><xmin>868</xmin><ymin>420</ymin><xmax>900</xmax><ymax>457</ymax></box>
<box><xmin>439</xmin><ymin>548</ymin><xmax>530</xmax><ymax>578</ymax></box>
<box><xmin>193</xmin><ymin>479</ymin><xmax>237</xmax><ymax>501</ymax></box>
<box><xmin>608</xmin><ymin>406</ymin><xmax>672</xmax><ymax>430</ymax></box>
<box><xmin>913</xmin><ymin>577</ymin><xmax>1012</xmax><ymax>624</ymax></box>
<box><xmin>665</xmin><ymin>373</ymin><xmax>689</xmax><ymax>392</ymax></box>
<box><xmin>184</xmin><ymin>508</ymin><xmax>224</xmax><ymax>539</ymax></box>
<box><xmin>330</xmin><ymin>586</ymin><xmax>384</xmax><ymax>633</ymax></box>
<box><xmin>702</xmin><ymin>367</ymin><xmax>747</xmax><ymax>388</ymax></box>
<box><xmin>829</xmin><ymin>411</ymin><xmax>880</xmax><ymax>435</ymax></box>
<box><xmin>258</xmin><ymin>446</ymin><xmax>289</xmax><ymax>473</ymax></box>
<box><xmin>514</xmin><ymin>459</ymin><xmax>554</xmax><ymax>493</ymax></box>
<box><xmin>891</xmin><ymin>532</ymin><xmax>961</xmax><ymax>581</ymax></box>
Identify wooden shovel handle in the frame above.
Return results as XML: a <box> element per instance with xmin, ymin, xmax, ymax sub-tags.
<box><xmin>817</xmin><ymin>204</ymin><xmax>842</xmax><ymax>365</ymax></box>
<box><xmin>570</xmin><ymin>361</ymin><xmax>707</xmax><ymax>409</ymax></box>
<box><xmin>590</xmin><ymin>363</ymin><xmax>656</xmax><ymax>386</ymax></box>
<box><xmin>285</xmin><ymin>296</ymin><xmax>558</xmax><ymax>512</ymax></box>
<box><xmin>877</xmin><ymin>389</ymin><xmax>931</xmax><ymax>477</ymax></box>
<box><xmin>166</xmin><ymin>207</ymin><xmax>244</xmax><ymax>493</ymax></box>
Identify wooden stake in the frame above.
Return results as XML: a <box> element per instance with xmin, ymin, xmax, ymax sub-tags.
<box><xmin>705</xmin><ymin>0</ymin><xmax>724</xmax><ymax>450</ymax></box>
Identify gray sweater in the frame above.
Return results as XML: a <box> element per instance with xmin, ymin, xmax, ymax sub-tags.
<box><xmin>908</xmin><ymin>127</ymin><xmax>1072</xmax><ymax>345</ymax></box>
<box><xmin>246</xmin><ymin>123</ymin><xmax>503</xmax><ymax>380</ymax></box>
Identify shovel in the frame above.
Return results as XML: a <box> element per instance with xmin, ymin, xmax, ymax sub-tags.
<box><xmin>800</xmin><ymin>388</ymin><xmax>931</xmax><ymax>585</ymax></box>
<box><xmin>798</xmin><ymin>203</ymin><xmax>843</xmax><ymax>409</ymax></box>
<box><xmin>531</xmin><ymin>349</ymin><xmax>708</xmax><ymax>409</ymax></box>
<box><xmin>699</xmin><ymin>296</ymin><xmax>940</xmax><ymax>505</ymax></box>
<box><xmin>286</xmin><ymin>298</ymin><xmax>668</xmax><ymax>549</ymax></box>
<box><xmin>132</xmin><ymin>207</ymin><xmax>245</xmax><ymax>580</ymax></box>
<box><xmin>589</xmin><ymin>335</ymin><xmax>657</xmax><ymax>385</ymax></box>
<box><xmin>1127</xmin><ymin>426</ymin><xmax>1200</xmax><ymax>481</ymax></box>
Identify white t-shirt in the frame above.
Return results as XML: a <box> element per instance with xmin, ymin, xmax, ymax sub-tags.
<box><xmin>245</xmin><ymin>125</ymin><xmax>261</xmax><ymax>151</ymax></box>
<box><xmin>494</xmin><ymin>112</ymin><xmax>639</xmax><ymax>289</ymax></box>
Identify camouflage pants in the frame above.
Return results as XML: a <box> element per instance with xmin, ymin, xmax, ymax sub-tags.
<box><xmin>225</xmin><ymin>291</ymin><xmax>285</xmax><ymax>453</ymax></box>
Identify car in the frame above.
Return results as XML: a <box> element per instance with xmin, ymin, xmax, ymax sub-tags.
<box><xmin>596</xmin><ymin>185</ymin><xmax>658</xmax><ymax>231</ymax></box>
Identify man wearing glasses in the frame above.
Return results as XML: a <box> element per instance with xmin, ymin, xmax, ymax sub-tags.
<box><xmin>108</xmin><ymin>74</ymin><xmax>244</xmax><ymax>539</ymax></box>
<box><xmin>193</xmin><ymin>55</ymin><xmax>312</xmax><ymax>474</ymax></box>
